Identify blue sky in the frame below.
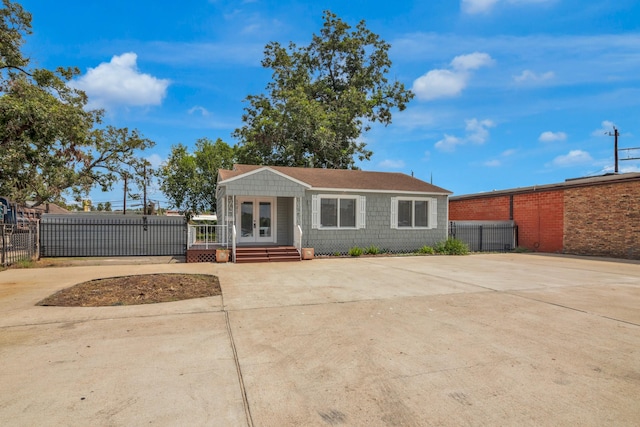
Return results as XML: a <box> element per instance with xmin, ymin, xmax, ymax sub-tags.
<box><xmin>19</xmin><ymin>0</ymin><xmax>640</xmax><ymax>208</ymax></box>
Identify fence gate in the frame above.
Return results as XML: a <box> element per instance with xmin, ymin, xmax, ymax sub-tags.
<box><xmin>449</xmin><ymin>221</ymin><xmax>518</xmax><ymax>252</ymax></box>
<box><xmin>1</xmin><ymin>222</ymin><xmax>39</xmax><ymax>267</ymax></box>
<box><xmin>40</xmin><ymin>214</ymin><xmax>187</xmax><ymax>257</ymax></box>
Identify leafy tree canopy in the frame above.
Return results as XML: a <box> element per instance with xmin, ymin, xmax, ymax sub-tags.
<box><xmin>0</xmin><ymin>0</ymin><xmax>154</xmax><ymax>205</ymax></box>
<box><xmin>234</xmin><ymin>10</ymin><xmax>413</xmax><ymax>169</ymax></box>
<box><xmin>159</xmin><ymin>138</ymin><xmax>235</xmax><ymax>216</ymax></box>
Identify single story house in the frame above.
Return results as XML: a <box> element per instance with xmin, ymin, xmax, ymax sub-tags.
<box><xmin>216</xmin><ymin>164</ymin><xmax>452</xmax><ymax>256</ymax></box>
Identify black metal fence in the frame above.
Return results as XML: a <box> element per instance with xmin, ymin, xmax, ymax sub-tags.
<box><xmin>449</xmin><ymin>221</ymin><xmax>518</xmax><ymax>252</ymax></box>
<box><xmin>40</xmin><ymin>214</ymin><xmax>187</xmax><ymax>257</ymax></box>
<box><xmin>1</xmin><ymin>222</ymin><xmax>39</xmax><ymax>267</ymax></box>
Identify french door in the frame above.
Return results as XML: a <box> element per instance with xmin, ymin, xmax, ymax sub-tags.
<box><xmin>237</xmin><ymin>198</ymin><xmax>276</xmax><ymax>244</ymax></box>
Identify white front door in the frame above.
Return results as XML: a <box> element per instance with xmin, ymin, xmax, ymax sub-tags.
<box><xmin>237</xmin><ymin>197</ymin><xmax>276</xmax><ymax>244</ymax></box>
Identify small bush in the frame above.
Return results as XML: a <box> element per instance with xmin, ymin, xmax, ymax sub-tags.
<box><xmin>333</xmin><ymin>251</ymin><xmax>342</xmax><ymax>257</ymax></box>
<box><xmin>364</xmin><ymin>245</ymin><xmax>380</xmax><ymax>255</ymax></box>
<box><xmin>348</xmin><ymin>246</ymin><xmax>363</xmax><ymax>257</ymax></box>
<box><xmin>434</xmin><ymin>238</ymin><xmax>469</xmax><ymax>255</ymax></box>
<box><xmin>417</xmin><ymin>245</ymin><xmax>435</xmax><ymax>255</ymax></box>
<box><xmin>513</xmin><ymin>246</ymin><xmax>531</xmax><ymax>253</ymax></box>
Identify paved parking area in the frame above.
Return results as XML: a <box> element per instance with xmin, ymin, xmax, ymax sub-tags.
<box><xmin>1</xmin><ymin>254</ymin><xmax>639</xmax><ymax>425</ymax></box>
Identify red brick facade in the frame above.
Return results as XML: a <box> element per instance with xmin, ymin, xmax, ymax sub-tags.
<box><xmin>564</xmin><ymin>181</ymin><xmax>640</xmax><ymax>259</ymax></box>
<box><xmin>449</xmin><ymin>195</ymin><xmax>511</xmax><ymax>220</ymax></box>
<box><xmin>450</xmin><ymin>190</ymin><xmax>564</xmax><ymax>253</ymax></box>
<box><xmin>449</xmin><ymin>173</ymin><xmax>640</xmax><ymax>259</ymax></box>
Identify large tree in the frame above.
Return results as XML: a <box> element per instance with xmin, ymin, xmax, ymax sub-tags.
<box><xmin>159</xmin><ymin>138</ymin><xmax>235</xmax><ymax>216</ymax></box>
<box><xmin>0</xmin><ymin>0</ymin><xmax>154</xmax><ymax>204</ymax></box>
<box><xmin>234</xmin><ymin>10</ymin><xmax>413</xmax><ymax>169</ymax></box>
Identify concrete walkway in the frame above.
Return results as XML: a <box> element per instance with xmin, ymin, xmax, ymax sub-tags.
<box><xmin>1</xmin><ymin>254</ymin><xmax>639</xmax><ymax>425</ymax></box>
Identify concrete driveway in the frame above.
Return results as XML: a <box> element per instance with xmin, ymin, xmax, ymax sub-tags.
<box><xmin>1</xmin><ymin>254</ymin><xmax>639</xmax><ymax>426</ymax></box>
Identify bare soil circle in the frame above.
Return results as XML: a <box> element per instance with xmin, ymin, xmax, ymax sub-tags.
<box><xmin>37</xmin><ymin>273</ymin><xmax>221</xmax><ymax>307</ymax></box>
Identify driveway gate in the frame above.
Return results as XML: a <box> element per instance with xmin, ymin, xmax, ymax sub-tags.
<box><xmin>40</xmin><ymin>214</ymin><xmax>187</xmax><ymax>257</ymax></box>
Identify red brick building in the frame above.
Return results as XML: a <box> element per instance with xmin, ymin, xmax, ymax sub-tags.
<box><xmin>449</xmin><ymin>173</ymin><xmax>640</xmax><ymax>259</ymax></box>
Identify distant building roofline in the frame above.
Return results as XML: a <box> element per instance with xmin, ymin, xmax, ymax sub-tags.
<box><xmin>450</xmin><ymin>172</ymin><xmax>640</xmax><ymax>200</ymax></box>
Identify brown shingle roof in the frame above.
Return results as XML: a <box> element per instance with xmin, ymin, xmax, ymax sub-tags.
<box><xmin>219</xmin><ymin>164</ymin><xmax>452</xmax><ymax>194</ymax></box>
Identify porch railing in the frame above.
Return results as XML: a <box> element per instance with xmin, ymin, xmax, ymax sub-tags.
<box><xmin>294</xmin><ymin>224</ymin><xmax>302</xmax><ymax>259</ymax></box>
<box><xmin>187</xmin><ymin>224</ymin><xmax>229</xmax><ymax>249</ymax></box>
<box><xmin>232</xmin><ymin>225</ymin><xmax>237</xmax><ymax>263</ymax></box>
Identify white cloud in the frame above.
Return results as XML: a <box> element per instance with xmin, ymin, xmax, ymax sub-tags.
<box><xmin>435</xmin><ymin>134</ymin><xmax>464</xmax><ymax>152</ymax></box>
<box><xmin>539</xmin><ymin>131</ymin><xmax>567</xmax><ymax>142</ymax></box>
<box><xmin>73</xmin><ymin>53</ymin><xmax>170</xmax><ymax>109</ymax></box>
<box><xmin>591</xmin><ymin>120</ymin><xmax>616</xmax><ymax>136</ymax></box>
<box><xmin>146</xmin><ymin>154</ymin><xmax>164</xmax><ymax>168</ymax></box>
<box><xmin>462</xmin><ymin>0</ymin><xmax>554</xmax><ymax>14</ymax></box>
<box><xmin>188</xmin><ymin>106</ymin><xmax>210</xmax><ymax>116</ymax></box>
<box><xmin>465</xmin><ymin>118</ymin><xmax>495</xmax><ymax>144</ymax></box>
<box><xmin>412</xmin><ymin>69</ymin><xmax>467</xmax><ymax>101</ymax></box>
<box><xmin>435</xmin><ymin>118</ymin><xmax>495</xmax><ymax>152</ymax></box>
<box><xmin>412</xmin><ymin>52</ymin><xmax>493</xmax><ymax>101</ymax></box>
<box><xmin>484</xmin><ymin>148</ymin><xmax>516</xmax><ymax>166</ymax></box>
<box><xmin>451</xmin><ymin>52</ymin><xmax>494</xmax><ymax>71</ymax></box>
<box><xmin>514</xmin><ymin>70</ymin><xmax>555</xmax><ymax>83</ymax></box>
<box><xmin>379</xmin><ymin>159</ymin><xmax>406</xmax><ymax>169</ymax></box>
<box><xmin>461</xmin><ymin>0</ymin><xmax>499</xmax><ymax>14</ymax></box>
<box><xmin>552</xmin><ymin>150</ymin><xmax>593</xmax><ymax>167</ymax></box>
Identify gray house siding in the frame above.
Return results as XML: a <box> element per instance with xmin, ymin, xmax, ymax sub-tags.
<box><xmin>301</xmin><ymin>191</ymin><xmax>448</xmax><ymax>255</ymax></box>
<box><xmin>222</xmin><ymin>169</ymin><xmax>306</xmax><ymax>197</ymax></box>
<box><xmin>276</xmin><ymin>197</ymin><xmax>293</xmax><ymax>245</ymax></box>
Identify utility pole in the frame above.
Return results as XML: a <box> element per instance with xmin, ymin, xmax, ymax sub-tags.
<box><xmin>607</xmin><ymin>126</ymin><xmax>619</xmax><ymax>173</ymax></box>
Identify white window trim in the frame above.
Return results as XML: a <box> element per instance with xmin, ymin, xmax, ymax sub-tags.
<box><xmin>390</xmin><ymin>197</ymin><xmax>437</xmax><ymax>229</ymax></box>
<box><xmin>312</xmin><ymin>194</ymin><xmax>365</xmax><ymax>230</ymax></box>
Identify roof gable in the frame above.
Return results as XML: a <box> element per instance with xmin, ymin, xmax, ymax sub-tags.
<box><xmin>218</xmin><ymin>166</ymin><xmax>311</xmax><ymax>188</ymax></box>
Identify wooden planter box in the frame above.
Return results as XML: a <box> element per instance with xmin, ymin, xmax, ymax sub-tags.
<box><xmin>216</xmin><ymin>249</ymin><xmax>230</xmax><ymax>263</ymax></box>
<box><xmin>302</xmin><ymin>248</ymin><xmax>314</xmax><ymax>260</ymax></box>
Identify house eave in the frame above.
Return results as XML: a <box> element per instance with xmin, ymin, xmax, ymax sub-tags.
<box><xmin>309</xmin><ymin>187</ymin><xmax>451</xmax><ymax>196</ymax></box>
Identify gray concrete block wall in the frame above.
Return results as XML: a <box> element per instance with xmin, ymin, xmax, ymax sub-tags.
<box><xmin>301</xmin><ymin>191</ymin><xmax>449</xmax><ymax>254</ymax></box>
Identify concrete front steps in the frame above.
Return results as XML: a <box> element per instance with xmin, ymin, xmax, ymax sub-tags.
<box><xmin>234</xmin><ymin>246</ymin><xmax>301</xmax><ymax>263</ymax></box>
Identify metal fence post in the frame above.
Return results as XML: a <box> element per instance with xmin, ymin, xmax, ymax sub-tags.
<box><xmin>1</xmin><ymin>226</ymin><xmax>5</xmax><ymax>267</ymax></box>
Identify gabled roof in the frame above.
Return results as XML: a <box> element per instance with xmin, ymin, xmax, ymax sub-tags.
<box><xmin>218</xmin><ymin>164</ymin><xmax>452</xmax><ymax>195</ymax></box>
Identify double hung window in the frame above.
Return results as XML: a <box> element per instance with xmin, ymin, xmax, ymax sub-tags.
<box><xmin>312</xmin><ymin>195</ymin><xmax>366</xmax><ymax>229</ymax></box>
<box><xmin>391</xmin><ymin>197</ymin><xmax>437</xmax><ymax>229</ymax></box>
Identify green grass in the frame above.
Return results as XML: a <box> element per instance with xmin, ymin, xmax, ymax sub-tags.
<box><xmin>13</xmin><ymin>259</ymin><xmax>36</xmax><ymax>268</ymax></box>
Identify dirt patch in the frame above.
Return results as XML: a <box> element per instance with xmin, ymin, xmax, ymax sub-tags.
<box><xmin>37</xmin><ymin>274</ymin><xmax>221</xmax><ymax>307</ymax></box>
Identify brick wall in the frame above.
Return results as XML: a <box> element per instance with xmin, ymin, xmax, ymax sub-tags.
<box><xmin>513</xmin><ymin>190</ymin><xmax>564</xmax><ymax>253</ymax></box>
<box><xmin>449</xmin><ymin>195</ymin><xmax>511</xmax><ymax>220</ymax></box>
<box><xmin>449</xmin><ymin>190</ymin><xmax>564</xmax><ymax>253</ymax></box>
<box><xmin>564</xmin><ymin>181</ymin><xmax>640</xmax><ymax>259</ymax></box>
